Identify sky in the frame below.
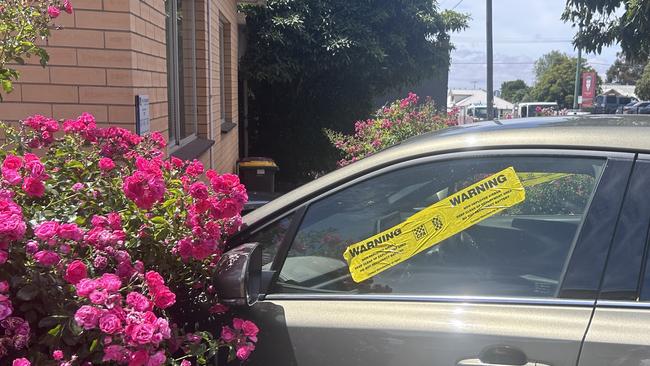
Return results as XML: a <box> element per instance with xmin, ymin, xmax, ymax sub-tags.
<box><xmin>442</xmin><ymin>0</ymin><xmax>620</xmax><ymax>90</ymax></box>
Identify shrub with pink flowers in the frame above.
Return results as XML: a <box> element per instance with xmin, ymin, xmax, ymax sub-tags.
<box><xmin>0</xmin><ymin>113</ymin><xmax>257</xmax><ymax>365</ymax></box>
<box><xmin>325</xmin><ymin>93</ymin><xmax>458</xmax><ymax>167</ymax></box>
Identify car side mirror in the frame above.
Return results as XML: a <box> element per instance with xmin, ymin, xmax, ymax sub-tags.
<box><xmin>214</xmin><ymin>242</ymin><xmax>262</xmax><ymax>306</ymax></box>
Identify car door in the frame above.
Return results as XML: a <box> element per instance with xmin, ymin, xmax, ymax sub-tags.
<box><xmin>237</xmin><ymin>150</ymin><xmax>634</xmax><ymax>366</ymax></box>
<box><xmin>576</xmin><ymin>154</ymin><xmax>650</xmax><ymax>366</ymax></box>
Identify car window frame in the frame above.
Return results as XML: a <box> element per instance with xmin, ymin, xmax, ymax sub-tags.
<box><xmin>240</xmin><ymin>148</ymin><xmax>633</xmax><ymax>304</ymax></box>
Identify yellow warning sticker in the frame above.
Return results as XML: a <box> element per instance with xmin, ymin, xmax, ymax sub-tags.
<box><xmin>518</xmin><ymin>172</ymin><xmax>570</xmax><ymax>187</ymax></box>
<box><xmin>342</xmin><ymin>167</ymin><xmax>526</xmax><ymax>283</ymax></box>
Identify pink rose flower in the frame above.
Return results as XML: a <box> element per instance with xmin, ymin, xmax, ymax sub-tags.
<box><xmin>58</xmin><ymin>223</ymin><xmax>83</xmax><ymax>241</ymax></box>
<box><xmin>236</xmin><ymin>344</ymin><xmax>255</xmax><ymax>361</ymax></box>
<box><xmin>145</xmin><ymin>271</ymin><xmax>165</xmax><ymax>289</ymax></box>
<box><xmin>129</xmin><ymin>350</ymin><xmax>149</xmax><ymax>366</ymax></box>
<box><xmin>75</xmin><ymin>278</ymin><xmax>97</xmax><ymax>297</ymax></box>
<box><xmin>33</xmin><ymin>250</ymin><xmax>60</xmax><ymax>266</ymax></box>
<box><xmin>0</xmin><ymin>281</ymin><xmax>9</xmax><ymax>293</ymax></box>
<box><xmin>146</xmin><ymin>351</ymin><xmax>166</xmax><ymax>366</ymax></box>
<box><xmin>221</xmin><ymin>326</ymin><xmax>236</xmax><ymax>342</ymax></box>
<box><xmin>63</xmin><ymin>0</ymin><xmax>73</xmax><ymax>14</ymax></box>
<box><xmin>71</xmin><ymin>182</ymin><xmax>84</xmax><ymax>191</ymax></box>
<box><xmin>189</xmin><ymin>182</ymin><xmax>209</xmax><ymax>200</ymax></box>
<box><xmin>27</xmin><ymin>160</ymin><xmax>46</xmax><ymax>179</ymax></box>
<box><xmin>34</xmin><ymin>221</ymin><xmax>59</xmax><ymax>241</ymax></box>
<box><xmin>107</xmin><ymin>212</ymin><xmax>122</xmax><ymax>230</ymax></box>
<box><xmin>0</xmin><ymin>198</ymin><xmax>26</xmax><ymax>242</ymax></box>
<box><xmin>52</xmin><ymin>350</ymin><xmax>64</xmax><ymax>360</ymax></box>
<box><xmin>99</xmin><ymin>313</ymin><xmax>122</xmax><ymax>334</ymax></box>
<box><xmin>47</xmin><ymin>5</ymin><xmax>60</xmax><ymax>17</ymax></box>
<box><xmin>241</xmin><ymin>320</ymin><xmax>259</xmax><ymax>338</ymax></box>
<box><xmin>74</xmin><ymin>305</ymin><xmax>102</xmax><ymax>329</ymax></box>
<box><xmin>130</xmin><ymin>323</ymin><xmax>156</xmax><ymax>344</ymax></box>
<box><xmin>126</xmin><ymin>292</ymin><xmax>151</xmax><ymax>311</ymax></box>
<box><xmin>64</xmin><ymin>260</ymin><xmax>88</xmax><ymax>284</ymax></box>
<box><xmin>22</xmin><ymin>177</ymin><xmax>45</xmax><ymax>197</ymax></box>
<box><xmin>2</xmin><ymin>155</ymin><xmax>22</xmax><ymax>171</ymax></box>
<box><xmin>89</xmin><ymin>289</ymin><xmax>108</xmax><ymax>305</ymax></box>
<box><xmin>0</xmin><ymin>300</ymin><xmax>13</xmax><ymax>320</ymax></box>
<box><xmin>12</xmin><ymin>358</ymin><xmax>30</xmax><ymax>366</ymax></box>
<box><xmin>122</xmin><ymin>171</ymin><xmax>166</xmax><ymax>210</ymax></box>
<box><xmin>181</xmin><ymin>361</ymin><xmax>191</xmax><ymax>366</ymax></box>
<box><xmin>102</xmin><ymin>345</ymin><xmax>131</xmax><ymax>363</ymax></box>
<box><xmin>98</xmin><ymin>273</ymin><xmax>122</xmax><ymax>292</ymax></box>
<box><xmin>208</xmin><ymin>303</ymin><xmax>229</xmax><ymax>314</ymax></box>
<box><xmin>2</xmin><ymin>169</ymin><xmax>22</xmax><ymax>186</ymax></box>
<box><xmin>152</xmin><ymin>288</ymin><xmax>176</xmax><ymax>309</ymax></box>
<box><xmin>99</xmin><ymin>157</ymin><xmax>116</xmax><ymax>171</ymax></box>
<box><xmin>185</xmin><ymin>160</ymin><xmax>204</xmax><ymax>176</ymax></box>
<box><xmin>25</xmin><ymin>241</ymin><xmax>38</xmax><ymax>254</ymax></box>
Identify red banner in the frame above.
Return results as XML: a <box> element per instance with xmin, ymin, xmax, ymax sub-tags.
<box><xmin>581</xmin><ymin>72</ymin><xmax>597</xmax><ymax>108</ymax></box>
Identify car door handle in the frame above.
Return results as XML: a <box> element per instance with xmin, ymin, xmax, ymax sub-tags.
<box><xmin>457</xmin><ymin>359</ymin><xmax>550</xmax><ymax>366</ymax></box>
<box><xmin>457</xmin><ymin>345</ymin><xmax>551</xmax><ymax>366</ymax></box>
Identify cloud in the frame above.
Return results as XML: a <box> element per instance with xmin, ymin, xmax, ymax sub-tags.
<box><xmin>445</xmin><ymin>0</ymin><xmax>619</xmax><ymax>89</ymax></box>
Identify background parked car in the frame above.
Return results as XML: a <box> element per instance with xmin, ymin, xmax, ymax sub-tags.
<box><xmin>622</xmin><ymin>101</ymin><xmax>650</xmax><ymax>114</ymax></box>
<box><xmin>594</xmin><ymin>95</ymin><xmax>636</xmax><ymax>114</ymax></box>
<box><xmin>639</xmin><ymin>102</ymin><xmax>650</xmax><ymax>114</ymax></box>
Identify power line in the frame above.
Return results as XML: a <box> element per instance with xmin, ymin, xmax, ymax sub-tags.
<box><xmin>451</xmin><ymin>61</ymin><xmax>611</xmax><ymax>65</ymax></box>
<box><xmin>453</xmin><ymin>39</ymin><xmax>574</xmax><ymax>44</ymax></box>
<box><xmin>451</xmin><ymin>0</ymin><xmax>465</xmax><ymax>10</ymax></box>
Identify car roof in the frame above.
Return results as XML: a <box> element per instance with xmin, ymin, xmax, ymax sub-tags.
<box><xmin>243</xmin><ymin>115</ymin><xmax>650</xmax><ymax>227</ymax></box>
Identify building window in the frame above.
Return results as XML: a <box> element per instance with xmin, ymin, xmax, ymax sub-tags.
<box><xmin>219</xmin><ymin>19</ymin><xmax>235</xmax><ymax>132</ymax></box>
<box><xmin>166</xmin><ymin>0</ymin><xmax>198</xmax><ymax>146</ymax></box>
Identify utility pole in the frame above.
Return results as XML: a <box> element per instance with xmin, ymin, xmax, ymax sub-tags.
<box><xmin>573</xmin><ymin>30</ymin><xmax>582</xmax><ymax>110</ymax></box>
<box><xmin>486</xmin><ymin>0</ymin><xmax>494</xmax><ymax>119</ymax></box>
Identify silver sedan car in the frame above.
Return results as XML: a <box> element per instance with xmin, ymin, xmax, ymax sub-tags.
<box><xmin>217</xmin><ymin>115</ymin><xmax>650</xmax><ymax>366</ymax></box>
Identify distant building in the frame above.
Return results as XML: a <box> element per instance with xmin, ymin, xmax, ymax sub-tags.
<box><xmin>600</xmin><ymin>84</ymin><xmax>637</xmax><ymax>99</ymax></box>
<box><xmin>447</xmin><ymin>89</ymin><xmax>514</xmax><ymax>124</ymax></box>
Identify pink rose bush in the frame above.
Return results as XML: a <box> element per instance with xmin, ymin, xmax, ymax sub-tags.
<box><xmin>0</xmin><ymin>112</ymin><xmax>256</xmax><ymax>364</ymax></box>
<box><xmin>325</xmin><ymin>92</ymin><xmax>459</xmax><ymax>167</ymax></box>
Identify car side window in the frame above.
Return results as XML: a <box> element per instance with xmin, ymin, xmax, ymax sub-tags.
<box><xmin>273</xmin><ymin>156</ymin><xmax>605</xmax><ymax>298</ymax></box>
<box><xmin>245</xmin><ymin>213</ymin><xmax>295</xmax><ymax>267</ymax></box>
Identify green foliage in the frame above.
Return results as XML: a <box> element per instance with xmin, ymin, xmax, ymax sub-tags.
<box><xmin>240</xmin><ymin>0</ymin><xmax>468</xmax><ymax>186</ymax></box>
<box><xmin>563</xmin><ymin>0</ymin><xmax>650</xmax><ymax>60</ymax></box>
<box><xmin>606</xmin><ymin>53</ymin><xmax>647</xmax><ymax>84</ymax></box>
<box><xmin>529</xmin><ymin>52</ymin><xmax>599</xmax><ymax>109</ymax></box>
<box><xmin>500</xmin><ymin>80</ymin><xmax>530</xmax><ymax>103</ymax></box>
<box><xmin>325</xmin><ymin>93</ymin><xmax>456</xmax><ymax>167</ymax></box>
<box><xmin>635</xmin><ymin>63</ymin><xmax>650</xmax><ymax>100</ymax></box>
<box><xmin>533</xmin><ymin>50</ymin><xmax>568</xmax><ymax>81</ymax></box>
<box><xmin>0</xmin><ymin>1</ymin><xmax>69</xmax><ymax>100</ymax></box>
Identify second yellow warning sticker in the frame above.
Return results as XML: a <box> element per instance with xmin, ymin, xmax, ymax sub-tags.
<box><xmin>343</xmin><ymin>167</ymin><xmax>526</xmax><ymax>283</ymax></box>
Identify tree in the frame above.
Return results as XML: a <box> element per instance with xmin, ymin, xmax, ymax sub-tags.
<box><xmin>563</xmin><ymin>0</ymin><xmax>650</xmax><ymax>60</ymax></box>
<box><xmin>240</xmin><ymin>0</ymin><xmax>467</xmax><ymax>185</ymax></box>
<box><xmin>530</xmin><ymin>52</ymin><xmax>599</xmax><ymax>109</ymax></box>
<box><xmin>635</xmin><ymin>63</ymin><xmax>650</xmax><ymax>100</ymax></box>
<box><xmin>606</xmin><ymin>53</ymin><xmax>647</xmax><ymax>85</ymax></box>
<box><xmin>0</xmin><ymin>1</ymin><xmax>72</xmax><ymax>99</ymax></box>
<box><xmin>533</xmin><ymin>51</ymin><xmax>567</xmax><ymax>81</ymax></box>
<box><xmin>500</xmin><ymin>80</ymin><xmax>530</xmax><ymax>103</ymax></box>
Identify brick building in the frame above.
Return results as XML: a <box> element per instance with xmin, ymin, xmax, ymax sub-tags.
<box><xmin>0</xmin><ymin>0</ymin><xmax>250</xmax><ymax>172</ymax></box>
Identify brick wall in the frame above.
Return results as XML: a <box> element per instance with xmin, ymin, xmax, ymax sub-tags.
<box><xmin>0</xmin><ymin>0</ymin><xmax>240</xmax><ymax>173</ymax></box>
<box><xmin>211</xmin><ymin>0</ymin><xmax>240</xmax><ymax>173</ymax></box>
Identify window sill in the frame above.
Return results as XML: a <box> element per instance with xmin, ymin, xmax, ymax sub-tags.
<box><xmin>170</xmin><ymin>138</ymin><xmax>215</xmax><ymax>161</ymax></box>
<box><xmin>221</xmin><ymin>121</ymin><xmax>237</xmax><ymax>134</ymax></box>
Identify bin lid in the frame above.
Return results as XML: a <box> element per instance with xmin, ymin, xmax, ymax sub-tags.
<box><xmin>237</xmin><ymin>157</ymin><xmax>278</xmax><ymax>168</ymax></box>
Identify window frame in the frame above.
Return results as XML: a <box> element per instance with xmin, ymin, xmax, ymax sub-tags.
<box><xmin>166</xmin><ymin>0</ymin><xmax>198</xmax><ymax>149</ymax></box>
<box><xmin>243</xmin><ymin>148</ymin><xmax>633</xmax><ymax>304</ymax></box>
